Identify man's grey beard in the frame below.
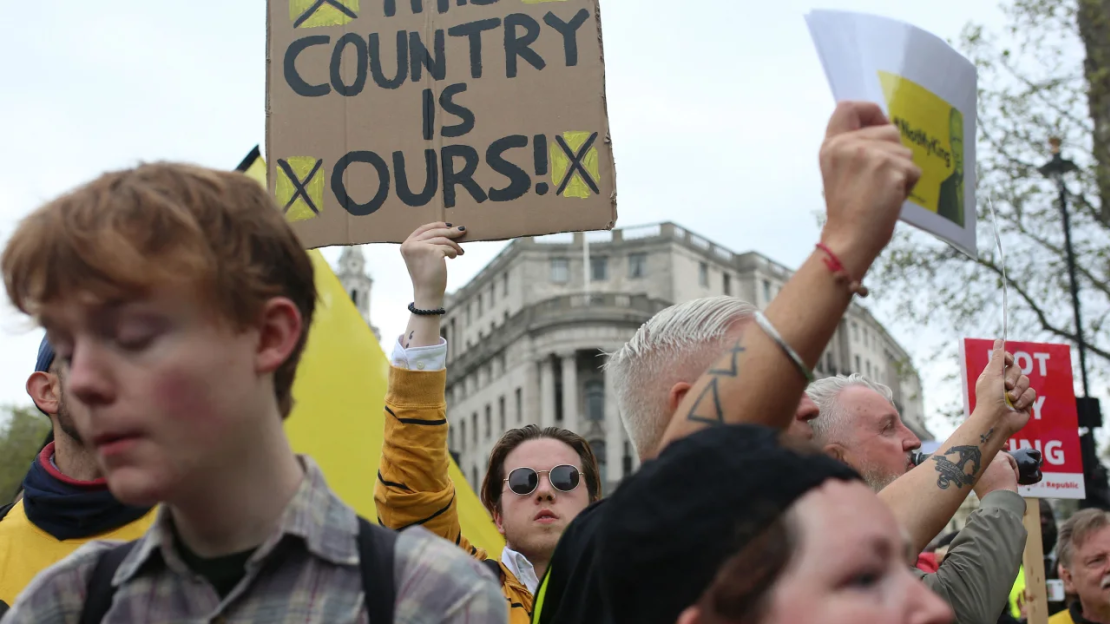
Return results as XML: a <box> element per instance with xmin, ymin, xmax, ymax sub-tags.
<box><xmin>859</xmin><ymin>461</ymin><xmax>901</xmax><ymax>493</ymax></box>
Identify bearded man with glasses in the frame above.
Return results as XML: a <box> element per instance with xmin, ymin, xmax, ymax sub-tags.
<box><xmin>375</xmin><ymin>223</ymin><xmax>602</xmax><ymax>624</ymax></box>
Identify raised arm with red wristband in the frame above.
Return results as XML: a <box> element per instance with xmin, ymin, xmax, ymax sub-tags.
<box><xmin>659</xmin><ymin>101</ymin><xmax>922</xmax><ymax>450</ymax></box>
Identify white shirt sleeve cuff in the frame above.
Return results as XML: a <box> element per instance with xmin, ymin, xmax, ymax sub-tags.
<box><xmin>391</xmin><ymin>337</ymin><xmax>448</xmax><ymax>371</ymax></box>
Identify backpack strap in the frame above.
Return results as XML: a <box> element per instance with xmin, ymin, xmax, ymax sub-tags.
<box><xmin>357</xmin><ymin>516</ymin><xmax>398</xmax><ymax>624</ymax></box>
<box><xmin>78</xmin><ymin>541</ymin><xmax>136</xmax><ymax>624</ymax></box>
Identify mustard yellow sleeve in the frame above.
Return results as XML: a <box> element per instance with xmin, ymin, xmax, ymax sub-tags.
<box><xmin>375</xmin><ymin>366</ymin><xmax>489</xmax><ymax>562</ymax></box>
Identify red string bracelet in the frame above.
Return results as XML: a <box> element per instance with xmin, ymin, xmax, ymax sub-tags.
<box><xmin>816</xmin><ymin>243</ymin><xmax>869</xmax><ymax>298</ymax></box>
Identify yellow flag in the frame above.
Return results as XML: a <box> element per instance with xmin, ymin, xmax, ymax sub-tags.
<box><xmin>236</xmin><ymin>147</ymin><xmax>505</xmax><ymax>557</ymax></box>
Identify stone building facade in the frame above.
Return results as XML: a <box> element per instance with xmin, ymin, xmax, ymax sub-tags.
<box><xmin>439</xmin><ymin>222</ymin><xmax>931</xmax><ymax>495</ymax></box>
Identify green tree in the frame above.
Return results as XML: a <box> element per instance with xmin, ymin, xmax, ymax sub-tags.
<box><xmin>0</xmin><ymin>406</ymin><xmax>51</xmax><ymax>503</ymax></box>
<box><xmin>873</xmin><ymin>0</ymin><xmax>1110</xmax><ymax>420</ymax></box>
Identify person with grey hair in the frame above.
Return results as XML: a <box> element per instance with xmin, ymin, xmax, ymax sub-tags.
<box><xmin>1055</xmin><ymin>508</ymin><xmax>1110</xmax><ymax>624</ymax></box>
<box><xmin>807</xmin><ymin>373</ymin><xmax>919</xmax><ymax>490</ymax></box>
<box><xmin>528</xmin><ymin>297</ymin><xmax>827</xmax><ymax>624</ymax></box>
<box><xmin>607</xmin><ymin>295</ymin><xmax>820</xmax><ymax>462</ymax></box>
<box><xmin>807</xmin><ymin>354</ymin><xmax>1034</xmax><ymax>624</ymax></box>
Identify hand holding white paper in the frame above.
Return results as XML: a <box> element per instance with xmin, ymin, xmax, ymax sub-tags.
<box><xmin>806</xmin><ymin>10</ymin><xmax>979</xmax><ymax>258</ymax></box>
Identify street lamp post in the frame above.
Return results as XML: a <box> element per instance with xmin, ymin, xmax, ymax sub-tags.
<box><xmin>1038</xmin><ymin>137</ymin><xmax>1088</xmax><ymax>397</ymax></box>
<box><xmin>1039</xmin><ymin>138</ymin><xmax>1109</xmax><ymax>510</ymax></box>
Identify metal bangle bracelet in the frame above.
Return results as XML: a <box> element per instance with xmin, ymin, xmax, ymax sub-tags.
<box><xmin>753</xmin><ymin>311</ymin><xmax>815</xmax><ymax>384</ymax></box>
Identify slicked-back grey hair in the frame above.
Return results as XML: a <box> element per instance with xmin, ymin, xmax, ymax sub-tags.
<box><xmin>606</xmin><ymin>296</ymin><xmax>756</xmax><ymax>460</ymax></box>
<box><xmin>807</xmin><ymin>374</ymin><xmax>896</xmax><ymax>446</ymax></box>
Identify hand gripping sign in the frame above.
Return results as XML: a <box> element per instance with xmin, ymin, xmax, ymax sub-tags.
<box><xmin>961</xmin><ymin>338</ymin><xmax>1086</xmax><ymax>499</ymax></box>
<box><xmin>267</xmin><ymin>0</ymin><xmax>617</xmax><ymax>247</ymax></box>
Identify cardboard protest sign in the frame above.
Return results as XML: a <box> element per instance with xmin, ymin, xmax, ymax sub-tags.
<box><xmin>806</xmin><ymin>10</ymin><xmax>978</xmax><ymax>258</ymax></box>
<box><xmin>961</xmin><ymin>338</ymin><xmax>1085</xmax><ymax>499</ymax></box>
<box><xmin>267</xmin><ymin>0</ymin><xmax>616</xmax><ymax>247</ymax></box>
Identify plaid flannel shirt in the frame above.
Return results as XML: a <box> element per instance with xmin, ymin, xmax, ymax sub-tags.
<box><xmin>1</xmin><ymin>456</ymin><xmax>506</xmax><ymax>624</ymax></box>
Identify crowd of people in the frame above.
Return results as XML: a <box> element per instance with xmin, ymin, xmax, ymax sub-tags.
<box><xmin>0</xmin><ymin>100</ymin><xmax>1088</xmax><ymax>623</ymax></box>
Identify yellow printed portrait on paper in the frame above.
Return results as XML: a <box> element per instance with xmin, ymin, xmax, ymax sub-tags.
<box><xmin>878</xmin><ymin>71</ymin><xmax>965</xmax><ymax>226</ymax></box>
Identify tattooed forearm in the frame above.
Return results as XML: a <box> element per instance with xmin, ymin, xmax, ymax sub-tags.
<box><xmin>685</xmin><ymin>341</ymin><xmax>746</xmax><ymax>424</ymax></box>
<box><xmin>980</xmin><ymin>428</ymin><xmax>994</xmax><ymax>444</ymax></box>
<box><xmin>931</xmin><ymin>445</ymin><xmax>983</xmax><ymax>490</ymax></box>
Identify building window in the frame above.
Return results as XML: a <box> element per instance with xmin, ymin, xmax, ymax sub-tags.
<box><xmin>503</xmin><ymin>272</ymin><xmax>509</xmax><ymax>296</ymax></box>
<box><xmin>622</xmin><ymin>441</ymin><xmax>633</xmax><ymax>477</ymax></box>
<box><xmin>826</xmin><ymin>352</ymin><xmax>836</xmax><ymax>374</ymax></box>
<box><xmin>449</xmin><ymin>423</ymin><xmax>455</xmax><ymax>450</ymax></box>
<box><xmin>551</xmin><ymin>258</ymin><xmax>569</xmax><ymax>283</ymax></box>
<box><xmin>478</xmin><ymin>293</ymin><xmax>483</xmax><ymax>316</ymax></box>
<box><xmin>460</xmin><ymin>420</ymin><xmax>466</xmax><ymax>450</ymax></box>
<box><xmin>854</xmin><ymin>355</ymin><xmax>861</xmax><ymax>372</ymax></box>
<box><xmin>723</xmin><ymin>273</ymin><xmax>731</xmax><ymax>296</ymax></box>
<box><xmin>591</xmin><ymin>256</ymin><xmax>609</xmax><ymax>281</ymax></box>
<box><xmin>499</xmin><ymin>396</ymin><xmax>506</xmax><ymax>431</ymax></box>
<box><xmin>466</xmin><ymin>306</ymin><xmax>471</xmax><ymax>324</ymax></box>
<box><xmin>584</xmin><ymin>380</ymin><xmax>605</xmax><ymax>422</ymax></box>
<box><xmin>485</xmin><ymin>405</ymin><xmax>492</xmax><ymax>439</ymax></box>
<box><xmin>628</xmin><ymin>253</ymin><xmax>647</xmax><ymax>278</ymax></box>
<box><xmin>699</xmin><ymin>262</ymin><xmax>709</xmax><ymax>287</ymax></box>
<box><xmin>852</xmin><ymin>322</ymin><xmax>859</xmax><ymax>341</ymax></box>
<box><xmin>471</xmin><ymin>466</ymin><xmax>478</xmax><ymax>489</ymax></box>
<box><xmin>515</xmin><ymin>388</ymin><xmax>523</xmax><ymax>424</ymax></box>
<box><xmin>349</xmin><ymin>289</ymin><xmax>358</xmax><ymax>305</ymax></box>
<box><xmin>472</xmin><ymin>413</ymin><xmax>478</xmax><ymax>443</ymax></box>
<box><xmin>591</xmin><ymin>439</ymin><xmax>607</xmax><ymax>488</ymax></box>
<box><xmin>490</xmin><ymin>285</ymin><xmax>495</xmax><ymax>307</ymax></box>
<box><xmin>866</xmin><ymin>360</ymin><xmax>872</xmax><ymax>377</ymax></box>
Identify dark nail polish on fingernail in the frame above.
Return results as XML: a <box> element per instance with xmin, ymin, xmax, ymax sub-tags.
<box><xmin>446</xmin><ymin>223</ymin><xmax>453</xmax><ymax>227</ymax></box>
<box><xmin>458</xmin><ymin>226</ymin><xmax>466</xmax><ymax>231</ymax></box>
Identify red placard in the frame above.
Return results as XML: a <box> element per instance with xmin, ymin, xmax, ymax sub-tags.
<box><xmin>961</xmin><ymin>338</ymin><xmax>1085</xmax><ymax>499</ymax></box>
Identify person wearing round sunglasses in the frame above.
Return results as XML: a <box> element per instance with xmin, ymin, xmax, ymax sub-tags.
<box><xmin>375</xmin><ymin>223</ymin><xmax>602</xmax><ymax>624</ymax></box>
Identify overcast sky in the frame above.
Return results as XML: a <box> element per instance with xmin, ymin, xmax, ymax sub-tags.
<box><xmin>0</xmin><ymin>1</ymin><xmax>1012</xmax><ymax>437</ymax></box>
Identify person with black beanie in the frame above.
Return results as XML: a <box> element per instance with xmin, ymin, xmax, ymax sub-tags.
<box><xmin>594</xmin><ymin>424</ymin><xmax>953</xmax><ymax>624</ymax></box>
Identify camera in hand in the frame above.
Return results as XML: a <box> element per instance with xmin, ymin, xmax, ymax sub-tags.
<box><xmin>910</xmin><ymin>448</ymin><xmax>1043</xmax><ymax>486</ymax></box>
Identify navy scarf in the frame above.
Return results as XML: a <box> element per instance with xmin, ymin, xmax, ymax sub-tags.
<box><xmin>20</xmin><ymin>443</ymin><xmax>152</xmax><ymax>540</ymax></box>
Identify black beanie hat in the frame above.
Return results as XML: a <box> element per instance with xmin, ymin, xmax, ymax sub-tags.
<box><xmin>595</xmin><ymin>424</ymin><xmax>861</xmax><ymax>624</ymax></box>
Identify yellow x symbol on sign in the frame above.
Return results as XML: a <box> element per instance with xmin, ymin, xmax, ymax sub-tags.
<box><xmin>550</xmin><ymin>131</ymin><xmax>601</xmax><ymax>199</ymax></box>
<box><xmin>290</xmin><ymin>0</ymin><xmax>359</xmax><ymax>28</ymax></box>
<box><xmin>276</xmin><ymin>157</ymin><xmax>325</xmax><ymax>223</ymax></box>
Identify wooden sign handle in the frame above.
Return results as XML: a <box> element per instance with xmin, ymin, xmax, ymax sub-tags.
<box><xmin>1022</xmin><ymin>497</ymin><xmax>1049</xmax><ymax>624</ymax></box>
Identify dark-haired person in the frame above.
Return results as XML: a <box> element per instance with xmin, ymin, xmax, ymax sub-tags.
<box><xmin>596</xmin><ymin>425</ymin><xmax>953</xmax><ymax>624</ymax></box>
<box><xmin>0</xmin><ymin>337</ymin><xmax>156</xmax><ymax>615</ymax></box>
<box><xmin>376</xmin><ymin>223</ymin><xmax>602</xmax><ymax>624</ymax></box>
